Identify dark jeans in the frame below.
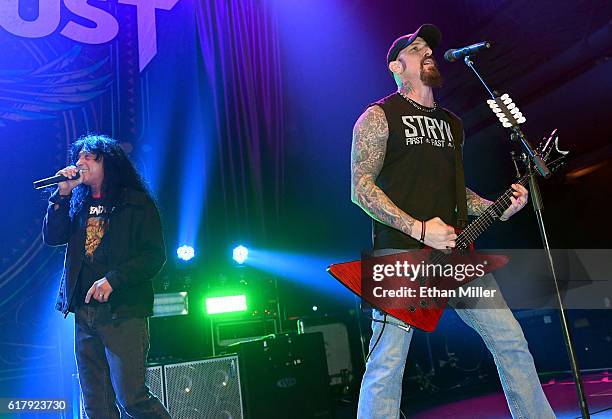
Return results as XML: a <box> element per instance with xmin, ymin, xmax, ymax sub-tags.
<box><xmin>75</xmin><ymin>304</ymin><xmax>171</xmax><ymax>419</ymax></box>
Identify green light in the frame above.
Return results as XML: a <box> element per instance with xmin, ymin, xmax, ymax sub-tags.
<box><xmin>205</xmin><ymin>295</ymin><xmax>247</xmax><ymax>315</ymax></box>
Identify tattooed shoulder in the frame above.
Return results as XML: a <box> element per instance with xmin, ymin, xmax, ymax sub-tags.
<box><xmin>351</xmin><ymin>106</ymin><xmax>389</xmax><ymax>175</ymax></box>
<box><xmin>353</xmin><ymin>105</ymin><xmax>388</xmax><ymax>145</ymax></box>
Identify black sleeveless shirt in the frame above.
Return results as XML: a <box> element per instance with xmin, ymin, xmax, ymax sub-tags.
<box><xmin>371</xmin><ymin>92</ymin><xmax>464</xmax><ymax>249</ymax></box>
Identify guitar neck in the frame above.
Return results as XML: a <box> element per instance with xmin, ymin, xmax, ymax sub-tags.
<box><xmin>456</xmin><ymin>174</ymin><xmax>530</xmax><ymax>249</ymax></box>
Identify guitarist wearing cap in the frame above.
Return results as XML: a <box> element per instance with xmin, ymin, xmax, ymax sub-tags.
<box><xmin>351</xmin><ymin>24</ymin><xmax>555</xmax><ymax>418</ymax></box>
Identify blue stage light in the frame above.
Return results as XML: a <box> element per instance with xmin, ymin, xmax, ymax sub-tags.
<box><xmin>232</xmin><ymin>245</ymin><xmax>249</xmax><ymax>264</ymax></box>
<box><xmin>177</xmin><ymin>245</ymin><xmax>195</xmax><ymax>261</ymax></box>
<box><xmin>239</xmin><ymin>248</ymin><xmax>355</xmax><ymax>299</ymax></box>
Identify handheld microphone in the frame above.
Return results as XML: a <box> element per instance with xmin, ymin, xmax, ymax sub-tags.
<box><xmin>444</xmin><ymin>41</ymin><xmax>491</xmax><ymax>62</ymax></box>
<box><xmin>33</xmin><ymin>170</ymin><xmax>82</xmax><ymax>190</ymax></box>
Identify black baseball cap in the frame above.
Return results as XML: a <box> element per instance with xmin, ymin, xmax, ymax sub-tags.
<box><xmin>386</xmin><ymin>24</ymin><xmax>442</xmax><ymax>64</ymax></box>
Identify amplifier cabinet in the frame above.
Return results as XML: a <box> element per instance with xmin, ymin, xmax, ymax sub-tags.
<box><xmin>233</xmin><ymin>333</ymin><xmax>332</xmax><ymax>419</ymax></box>
<box><xmin>164</xmin><ymin>355</ymin><xmax>243</xmax><ymax>419</ymax></box>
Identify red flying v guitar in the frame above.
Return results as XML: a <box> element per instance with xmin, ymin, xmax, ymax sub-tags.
<box><xmin>328</xmin><ymin>136</ymin><xmax>566</xmax><ymax>332</ymax></box>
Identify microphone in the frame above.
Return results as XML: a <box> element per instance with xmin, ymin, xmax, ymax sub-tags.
<box><xmin>33</xmin><ymin>170</ymin><xmax>83</xmax><ymax>190</ymax></box>
<box><xmin>444</xmin><ymin>41</ymin><xmax>491</xmax><ymax>62</ymax></box>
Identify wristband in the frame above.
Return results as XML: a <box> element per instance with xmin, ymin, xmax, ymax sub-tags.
<box><xmin>420</xmin><ymin>220</ymin><xmax>426</xmax><ymax>242</ymax></box>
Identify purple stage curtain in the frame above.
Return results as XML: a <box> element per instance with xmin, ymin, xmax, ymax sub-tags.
<box><xmin>196</xmin><ymin>0</ymin><xmax>284</xmax><ymax>238</ymax></box>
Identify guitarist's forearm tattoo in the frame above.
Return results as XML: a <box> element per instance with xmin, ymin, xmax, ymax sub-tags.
<box><xmin>466</xmin><ymin>187</ymin><xmax>494</xmax><ymax>216</ymax></box>
<box><xmin>351</xmin><ymin>106</ymin><xmax>418</xmax><ymax>237</ymax></box>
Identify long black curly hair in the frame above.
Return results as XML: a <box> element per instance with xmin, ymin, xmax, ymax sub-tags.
<box><xmin>69</xmin><ymin>134</ymin><xmax>151</xmax><ymax>217</ymax></box>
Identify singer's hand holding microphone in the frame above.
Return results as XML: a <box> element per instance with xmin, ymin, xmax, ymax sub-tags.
<box><xmin>33</xmin><ymin>165</ymin><xmax>88</xmax><ymax>191</ymax></box>
<box><xmin>55</xmin><ymin>166</ymin><xmax>83</xmax><ymax>195</ymax></box>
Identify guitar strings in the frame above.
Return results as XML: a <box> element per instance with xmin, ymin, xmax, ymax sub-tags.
<box><xmin>457</xmin><ymin>174</ymin><xmax>530</xmax><ymax>246</ymax></box>
<box><xmin>424</xmin><ymin>175</ymin><xmax>530</xmax><ymax>269</ymax></box>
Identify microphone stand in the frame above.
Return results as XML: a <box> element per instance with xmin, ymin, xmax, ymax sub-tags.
<box><xmin>462</xmin><ymin>55</ymin><xmax>590</xmax><ymax>419</ymax></box>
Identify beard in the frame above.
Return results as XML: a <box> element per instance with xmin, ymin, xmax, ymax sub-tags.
<box><xmin>420</xmin><ymin>57</ymin><xmax>444</xmax><ymax>87</ymax></box>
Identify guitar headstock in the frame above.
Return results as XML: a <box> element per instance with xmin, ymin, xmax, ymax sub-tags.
<box><xmin>536</xmin><ymin>128</ymin><xmax>569</xmax><ymax>173</ymax></box>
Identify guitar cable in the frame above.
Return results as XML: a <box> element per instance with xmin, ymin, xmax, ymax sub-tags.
<box><xmin>365</xmin><ymin>313</ymin><xmax>387</xmax><ymax>362</ymax></box>
<box><xmin>360</xmin><ymin>306</ymin><xmax>411</xmax><ymax>419</ymax></box>
<box><xmin>362</xmin><ymin>308</ymin><xmax>412</xmax><ymax>362</ymax></box>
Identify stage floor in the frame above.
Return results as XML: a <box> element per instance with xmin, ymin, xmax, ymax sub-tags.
<box><xmin>406</xmin><ymin>371</ymin><xmax>612</xmax><ymax>419</ymax></box>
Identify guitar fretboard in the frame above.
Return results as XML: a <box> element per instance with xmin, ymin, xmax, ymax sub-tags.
<box><xmin>456</xmin><ymin>174</ymin><xmax>530</xmax><ymax>249</ymax></box>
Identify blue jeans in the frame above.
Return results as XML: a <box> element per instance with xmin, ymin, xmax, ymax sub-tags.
<box><xmin>357</xmin><ymin>266</ymin><xmax>556</xmax><ymax>418</ymax></box>
<box><xmin>75</xmin><ymin>304</ymin><xmax>170</xmax><ymax>419</ymax></box>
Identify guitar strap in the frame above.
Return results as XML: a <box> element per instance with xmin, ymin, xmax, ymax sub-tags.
<box><xmin>444</xmin><ymin>108</ymin><xmax>468</xmax><ymax>229</ymax></box>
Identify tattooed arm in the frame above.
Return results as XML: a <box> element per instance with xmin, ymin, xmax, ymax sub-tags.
<box><xmin>466</xmin><ymin>182</ymin><xmax>530</xmax><ymax>219</ymax></box>
<box><xmin>351</xmin><ymin>106</ymin><xmax>457</xmax><ymax>249</ymax></box>
<box><xmin>350</xmin><ymin>106</ymin><xmax>420</xmax><ymax>238</ymax></box>
<box><xmin>466</xmin><ymin>187</ymin><xmax>493</xmax><ymax>216</ymax></box>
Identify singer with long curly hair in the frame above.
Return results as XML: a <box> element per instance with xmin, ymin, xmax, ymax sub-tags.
<box><xmin>42</xmin><ymin>134</ymin><xmax>170</xmax><ymax>418</ymax></box>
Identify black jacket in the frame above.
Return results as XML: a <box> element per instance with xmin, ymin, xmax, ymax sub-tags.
<box><xmin>43</xmin><ymin>188</ymin><xmax>166</xmax><ymax>318</ymax></box>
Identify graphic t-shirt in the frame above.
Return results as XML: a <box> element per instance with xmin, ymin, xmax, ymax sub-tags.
<box><xmin>370</xmin><ymin>93</ymin><xmax>463</xmax><ymax>250</ymax></box>
<box><xmin>76</xmin><ymin>197</ymin><xmax>110</xmax><ymax>306</ymax></box>
<box><xmin>84</xmin><ymin>198</ymin><xmax>109</xmax><ymax>257</ymax></box>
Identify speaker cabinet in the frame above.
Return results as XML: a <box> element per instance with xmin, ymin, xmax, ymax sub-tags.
<box><xmin>297</xmin><ymin>320</ymin><xmax>353</xmax><ymax>387</ymax></box>
<box><xmin>145</xmin><ymin>365</ymin><xmax>164</xmax><ymax>404</ymax></box>
<box><xmin>233</xmin><ymin>333</ymin><xmax>332</xmax><ymax>419</ymax></box>
<box><xmin>163</xmin><ymin>355</ymin><xmax>243</xmax><ymax>419</ymax></box>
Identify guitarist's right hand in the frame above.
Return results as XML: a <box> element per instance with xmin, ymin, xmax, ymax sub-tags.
<box><xmin>420</xmin><ymin>217</ymin><xmax>457</xmax><ymax>249</ymax></box>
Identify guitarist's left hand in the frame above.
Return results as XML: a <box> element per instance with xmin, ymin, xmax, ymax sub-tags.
<box><xmin>500</xmin><ymin>183</ymin><xmax>529</xmax><ymax>221</ymax></box>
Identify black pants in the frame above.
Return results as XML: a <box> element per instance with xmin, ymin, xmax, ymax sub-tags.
<box><xmin>75</xmin><ymin>305</ymin><xmax>170</xmax><ymax>419</ymax></box>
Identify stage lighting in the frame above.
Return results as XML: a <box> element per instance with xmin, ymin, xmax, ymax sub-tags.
<box><xmin>232</xmin><ymin>245</ymin><xmax>249</xmax><ymax>264</ymax></box>
<box><xmin>152</xmin><ymin>292</ymin><xmax>189</xmax><ymax>317</ymax></box>
<box><xmin>177</xmin><ymin>245</ymin><xmax>195</xmax><ymax>261</ymax></box>
<box><xmin>205</xmin><ymin>295</ymin><xmax>247</xmax><ymax>315</ymax></box>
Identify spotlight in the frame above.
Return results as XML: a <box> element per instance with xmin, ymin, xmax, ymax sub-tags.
<box><xmin>177</xmin><ymin>245</ymin><xmax>195</xmax><ymax>261</ymax></box>
<box><xmin>312</xmin><ymin>305</ymin><xmax>318</xmax><ymax>312</ymax></box>
<box><xmin>232</xmin><ymin>245</ymin><xmax>249</xmax><ymax>264</ymax></box>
